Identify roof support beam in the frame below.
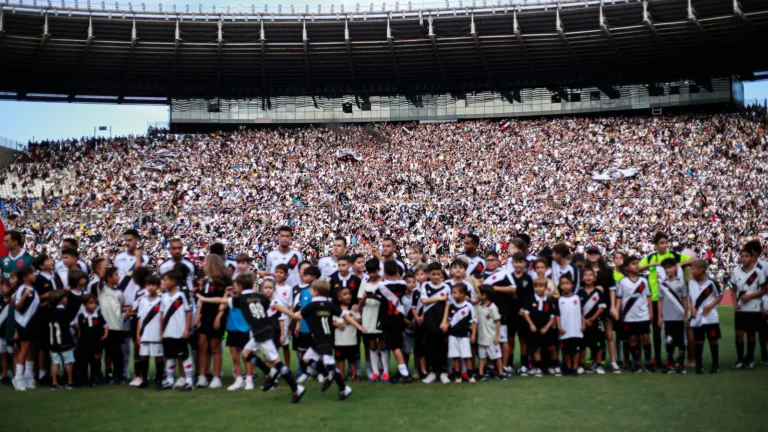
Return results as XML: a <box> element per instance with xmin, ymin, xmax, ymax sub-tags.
<box><xmin>733</xmin><ymin>0</ymin><xmax>749</xmax><ymax>23</ymax></box>
<box><xmin>170</xmin><ymin>19</ymin><xmax>182</xmax><ymax>95</ymax></box>
<box><xmin>76</xmin><ymin>16</ymin><xmax>95</xmax><ymax>95</ymax></box>
<box><xmin>600</xmin><ymin>1</ymin><xmax>627</xmax><ymax>66</ymax></box>
<box><xmin>217</xmin><ymin>19</ymin><xmax>223</xmax><ymax>88</ymax></box>
<box><xmin>642</xmin><ymin>0</ymin><xmax>661</xmax><ymax>40</ymax></box>
<box><xmin>121</xmin><ymin>18</ymin><xmax>138</xmax><ymax>99</ymax></box>
<box><xmin>514</xmin><ymin>12</ymin><xmax>536</xmax><ymax>79</ymax></box>
<box><xmin>0</xmin><ymin>10</ymin><xmax>6</xmax><ymax>45</ymax></box>
<box><xmin>344</xmin><ymin>20</ymin><xmax>356</xmax><ymax>86</ymax></box>
<box><xmin>302</xmin><ymin>20</ymin><xmax>311</xmax><ymax>90</ymax></box>
<box><xmin>556</xmin><ymin>7</ymin><xmax>581</xmax><ymax>70</ymax></box>
<box><xmin>471</xmin><ymin>14</ymin><xmax>492</xmax><ymax>86</ymax></box>
<box><xmin>39</xmin><ymin>13</ymin><xmax>50</xmax><ymax>51</ymax></box>
<box><xmin>387</xmin><ymin>17</ymin><xmax>401</xmax><ymax>87</ymax></box>
<box><xmin>260</xmin><ymin>20</ymin><xmax>266</xmax><ymax>90</ymax></box>
<box><xmin>428</xmin><ymin>16</ymin><xmax>446</xmax><ymax>86</ymax></box>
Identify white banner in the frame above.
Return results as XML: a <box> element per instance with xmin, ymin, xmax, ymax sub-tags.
<box><xmin>591</xmin><ymin>168</ymin><xmax>639</xmax><ymax>181</ymax></box>
<box><xmin>139</xmin><ymin>148</ymin><xmax>180</xmax><ymax>170</ymax></box>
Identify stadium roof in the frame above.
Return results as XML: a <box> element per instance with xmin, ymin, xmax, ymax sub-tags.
<box><xmin>0</xmin><ymin>0</ymin><xmax>766</xmax><ymax>104</ymax></box>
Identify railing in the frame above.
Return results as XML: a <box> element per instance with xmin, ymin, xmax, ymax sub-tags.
<box><xmin>0</xmin><ymin>136</ymin><xmax>26</xmax><ymax>152</ymax></box>
<box><xmin>0</xmin><ymin>0</ymin><xmax>624</xmax><ymax>19</ymax></box>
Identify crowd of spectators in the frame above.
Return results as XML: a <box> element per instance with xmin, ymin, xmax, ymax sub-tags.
<box><xmin>2</xmin><ymin>112</ymin><xmax>767</xmax><ymax>280</ymax></box>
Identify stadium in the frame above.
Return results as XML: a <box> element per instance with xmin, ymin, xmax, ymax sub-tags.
<box><xmin>0</xmin><ymin>0</ymin><xmax>767</xmax><ymax>430</ymax></box>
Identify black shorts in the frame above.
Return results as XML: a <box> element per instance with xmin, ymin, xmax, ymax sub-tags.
<box><xmin>293</xmin><ymin>332</ymin><xmax>311</xmax><ymax>351</ymax></box>
<box><xmin>383</xmin><ymin>328</ymin><xmax>404</xmax><ymax>350</ymax></box>
<box><xmin>584</xmin><ymin>323</ymin><xmax>605</xmax><ymax>351</ymax></box>
<box><xmin>413</xmin><ymin>326</ymin><xmax>426</xmax><ymax>357</ymax></box>
<box><xmin>16</xmin><ymin>325</ymin><xmax>35</xmax><ymax>342</ymax></box>
<box><xmin>615</xmin><ymin>320</ymin><xmax>629</xmax><ymax>341</ymax></box>
<box><xmin>527</xmin><ymin>329</ymin><xmax>556</xmax><ymax>349</ymax></box>
<box><xmin>663</xmin><ymin>320</ymin><xmax>685</xmax><ymax>347</ymax></box>
<box><xmin>226</xmin><ymin>331</ymin><xmax>250</xmax><ymax>349</ymax></box>
<box><xmin>626</xmin><ymin>320</ymin><xmax>651</xmax><ymax>336</ymax></box>
<box><xmin>334</xmin><ymin>345</ymin><xmax>360</xmax><ymax>362</ymax></box>
<box><xmin>199</xmin><ymin>314</ymin><xmax>225</xmax><ymax>338</ymax></box>
<box><xmin>735</xmin><ymin>312</ymin><xmax>761</xmax><ymax>333</ymax></box>
<box><xmin>162</xmin><ymin>338</ymin><xmax>190</xmax><ymax>359</ymax></box>
<box><xmin>693</xmin><ymin>324</ymin><xmax>721</xmax><ymax>342</ymax></box>
<box><xmin>35</xmin><ymin>321</ymin><xmax>51</xmax><ymax>349</ymax></box>
<box><xmin>560</xmin><ymin>338</ymin><xmax>582</xmax><ymax>356</ymax></box>
<box><xmin>363</xmin><ymin>333</ymin><xmax>382</xmax><ymax>347</ymax></box>
<box><xmin>516</xmin><ymin>316</ymin><xmax>529</xmax><ymax>342</ymax></box>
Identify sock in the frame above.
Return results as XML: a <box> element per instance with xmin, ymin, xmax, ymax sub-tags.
<box><xmin>365</xmin><ymin>357</ymin><xmax>373</xmax><ymax>377</ymax></box>
<box><xmin>520</xmin><ymin>352</ymin><xmax>527</xmax><ymax>368</ymax></box>
<box><xmin>736</xmin><ymin>341</ymin><xmax>744</xmax><ymax>362</ymax></box>
<box><xmin>666</xmin><ymin>343</ymin><xmax>675</xmax><ymax>364</ymax></box>
<box><xmin>249</xmin><ymin>355</ymin><xmax>270</xmax><ymax>376</ymax></box>
<box><xmin>138</xmin><ymin>359</ymin><xmax>148</xmax><ymax>381</ymax></box>
<box><xmin>38</xmin><ymin>369</ymin><xmax>47</xmax><ymax>379</ymax></box>
<box><xmin>24</xmin><ymin>361</ymin><xmax>34</xmax><ymax>379</ymax></box>
<box><xmin>397</xmin><ymin>363</ymin><xmax>409</xmax><ymax>377</ymax></box>
<box><xmin>15</xmin><ymin>364</ymin><xmax>23</xmax><ymax>378</ymax></box>
<box><xmin>642</xmin><ymin>344</ymin><xmax>652</xmax><ymax>364</ymax></box>
<box><xmin>331</xmin><ymin>366</ymin><xmax>346</xmax><ymax>390</ymax></box>
<box><xmin>746</xmin><ymin>339</ymin><xmax>756</xmax><ymax>363</ymax></box>
<box><xmin>121</xmin><ymin>341</ymin><xmax>131</xmax><ymax>378</ymax></box>
<box><xmin>154</xmin><ymin>359</ymin><xmax>164</xmax><ymax>383</ymax></box>
<box><xmin>278</xmin><ymin>364</ymin><xmax>298</xmax><ymax>392</ymax></box>
<box><xmin>314</xmin><ymin>361</ymin><xmax>329</xmax><ymax>376</ymax></box>
<box><xmin>630</xmin><ymin>346</ymin><xmax>640</xmax><ymax>364</ymax></box>
<box><xmin>183</xmin><ymin>358</ymin><xmax>194</xmax><ymax>385</ymax></box>
<box><xmin>709</xmin><ymin>343</ymin><xmax>719</xmax><ymax>367</ymax></box>
<box><xmin>380</xmin><ymin>350</ymin><xmax>390</xmax><ymax>375</ymax></box>
<box><xmin>165</xmin><ymin>359</ymin><xmax>176</xmax><ymax>385</ymax></box>
<box><xmin>695</xmin><ymin>344</ymin><xmax>704</xmax><ymax>370</ymax></box>
<box><xmin>369</xmin><ymin>349</ymin><xmax>380</xmax><ymax>375</ymax></box>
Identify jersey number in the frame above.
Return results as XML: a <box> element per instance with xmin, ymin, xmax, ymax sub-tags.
<box><xmin>321</xmin><ymin>317</ymin><xmax>331</xmax><ymax>335</ymax></box>
<box><xmin>49</xmin><ymin>322</ymin><xmax>63</xmax><ymax>346</ymax></box>
<box><xmin>249</xmin><ymin>303</ymin><xmax>266</xmax><ymax>319</ymax></box>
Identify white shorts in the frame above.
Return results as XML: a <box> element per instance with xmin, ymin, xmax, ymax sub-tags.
<box><xmin>139</xmin><ymin>342</ymin><xmax>164</xmax><ymax>357</ymax></box>
<box><xmin>304</xmin><ymin>347</ymin><xmax>335</xmax><ymax>366</ymax></box>
<box><xmin>0</xmin><ymin>338</ymin><xmax>12</xmax><ymax>354</ymax></box>
<box><xmin>244</xmin><ymin>338</ymin><xmax>280</xmax><ymax>362</ymax></box>
<box><xmin>447</xmin><ymin>336</ymin><xmax>472</xmax><ymax>359</ymax></box>
<box><xmin>51</xmin><ymin>349</ymin><xmax>75</xmax><ymax>366</ymax></box>
<box><xmin>478</xmin><ymin>344</ymin><xmax>502</xmax><ymax>360</ymax></box>
<box><xmin>281</xmin><ymin>320</ymin><xmax>292</xmax><ymax>347</ymax></box>
<box><xmin>499</xmin><ymin>325</ymin><xmax>509</xmax><ymax>343</ymax></box>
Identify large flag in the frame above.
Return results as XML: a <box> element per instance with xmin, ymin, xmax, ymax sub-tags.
<box><xmin>0</xmin><ymin>219</ymin><xmax>7</xmax><ymax>257</ymax></box>
<box><xmin>591</xmin><ymin>168</ymin><xmax>638</xmax><ymax>181</ymax></box>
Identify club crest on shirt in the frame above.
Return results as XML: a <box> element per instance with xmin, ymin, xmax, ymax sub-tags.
<box><xmin>288</xmin><ymin>256</ymin><xmax>299</xmax><ymax>268</ymax></box>
<box><xmin>153</xmin><ymin>305</ymin><xmax>160</xmax><ymax>313</ymax></box>
<box><xmin>93</xmin><ymin>318</ymin><xmax>99</xmax><ymax>325</ymax></box>
<box><xmin>638</xmin><ymin>283</ymin><xmax>645</xmax><ymax>292</ymax></box>
<box><xmin>573</xmin><ymin>300</ymin><xmax>577</xmax><ymax>305</ymax></box>
<box><xmin>349</xmin><ymin>281</ymin><xmax>356</xmax><ymax>289</ymax></box>
<box><xmin>544</xmin><ymin>304</ymin><xmax>549</xmax><ymax>312</ymax></box>
<box><xmin>173</xmin><ymin>300</ymin><xmax>181</xmax><ymax>308</ymax></box>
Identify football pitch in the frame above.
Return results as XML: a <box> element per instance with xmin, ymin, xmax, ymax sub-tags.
<box><xmin>2</xmin><ymin>307</ymin><xmax>764</xmax><ymax>432</ymax></box>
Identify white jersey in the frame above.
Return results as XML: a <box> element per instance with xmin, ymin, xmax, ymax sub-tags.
<box><xmin>688</xmin><ymin>278</ymin><xmax>722</xmax><ymax>326</ymax></box>
<box><xmin>457</xmin><ymin>253</ymin><xmax>486</xmax><ymax>279</ymax></box>
<box><xmin>158</xmin><ymin>257</ymin><xmax>197</xmax><ymax>292</ymax></box>
<box><xmin>318</xmin><ymin>256</ymin><xmax>339</xmax><ymax>279</ymax></box>
<box><xmin>136</xmin><ymin>296</ymin><xmax>163</xmax><ymax>343</ymax></box>
<box><xmin>552</xmin><ymin>260</ymin><xmax>579</xmax><ymax>291</ymax></box>
<box><xmin>13</xmin><ymin>284</ymin><xmax>39</xmax><ymax>328</ymax></box>
<box><xmin>54</xmin><ymin>259</ymin><xmax>89</xmax><ymax>288</ymax></box>
<box><xmin>658</xmin><ymin>278</ymin><xmax>688</xmax><ymax>322</ymax></box>
<box><xmin>361</xmin><ymin>280</ymin><xmax>382</xmax><ymax>334</ymax></box>
<box><xmin>161</xmin><ymin>290</ymin><xmax>191</xmax><ymax>339</ymax></box>
<box><xmin>557</xmin><ymin>294</ymin><xmax>583</xmax><ymax>339</ymax></box>
<box><xmin>445</xmin><ymin>278</ymin><xmax>477</xmax><ymax>303</ymax></box>
<box><xmin>616</xmin><ymin>276</ymin><xmax>652</xmax><ymax>323</ymax></box>
<box><xmin>265</xmin><ymin>249</ymin><xmax>304</xmax><ymax>288</ymax></box>
<box><xmin>113</xmin><ymin>251</ymin><xmax>151</xmax><ymax>306</ymax></box>
<box><xmin>758</xmin><ymin>260</ymin><xmax>768</xmax><ymax>280</ymax></box>
<box><xmin>378</xmin><ymin>257</ymin><xmax>407</xmax><ymax>277</ymax></box>
<box><xmin>274</xmin><ymin>282</ymin><xmax>293</xmax><ymax>321</ymax></box>
<box><xmin>730</xmin><ymin>265</ymin><xmax>765</xmax><ymax>313</ymax></box>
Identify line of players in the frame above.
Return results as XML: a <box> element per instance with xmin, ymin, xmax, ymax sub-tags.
<box><xmin>2</xmin><ymin>227</ymin><xmax>768</xmax><ymax>402</ymax></box>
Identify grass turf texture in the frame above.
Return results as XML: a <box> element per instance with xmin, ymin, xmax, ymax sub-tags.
<box><xmin>2</xmin><ymin>307</ymin><xmax>764</xmax><ymax>431</ymax></box>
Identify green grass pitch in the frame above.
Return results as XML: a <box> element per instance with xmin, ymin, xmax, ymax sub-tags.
<box><xmin>1</xmin><ymin>307</ymin><xmax>764</xmax><ymax>431</ymax></box>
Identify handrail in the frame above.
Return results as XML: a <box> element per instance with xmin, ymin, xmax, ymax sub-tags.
<box><xmin>0</xmin><ymin>136</ymin><xmax>26</xmax><ymax>152</ymax></box>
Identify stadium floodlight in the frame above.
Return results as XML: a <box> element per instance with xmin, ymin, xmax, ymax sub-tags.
<box><xmin>158</xmin><ymin>4</ymin><xmax>162</xmax><ymax>12</ymax></box>
<box><xmin>305</xmin><ymin>5</ymin><xmax>308</xmax><ymax>13</ymax></box>
<box><xmin>278</xmin><ymin>4</ymin><xmax>281</xmax><ymax>13</ymax></box>
<box><xmin>114</xmin><ymin>1</ymin><xmax>118</xmax><ymax>10</ymax></box>
<box><xmin>330</xmin><ymin>4</ymin><xmax>333</xmax><ymax>13</ymax></box>
<box><xmin>198</xmin><ymin>4</ymin><xmax>202</xmax><ymax>13</ymax></box>
<box><xmin>356</xmin><ymin>3</ymin><xmax>359</xmax><ymax>12</ymax></box>
<box><xmin>444</xmin><ymin>0</ymin><xmax>448</xmax><ymax>8</ymax></box>
<box><xmin>211</xmin><ymin>5</ymin><xmax>215</xmax><ymax>13</ymax></box>
<box><xmin>395</xmin><ymin>2</ymin><xmax>398</xmax><ymax>11</ymax></box>
<box><xmin>340</xmin><ymin>4</ymin><xmax>344</xmax><ymax>13</ymax></box>
<box><xmin>74</xmin><ymin>0</ymin><xmax>79</xmax><ymax>8</ymax></box>
<box><xmin>128</xmin><ymin>2</ymin><xmax>132</xmax><ymax>11</ymax></box>
<box><xmin>369</xmin><ymin>3</ymin><xmax>373</xmax><ymax>12</ymax></box>
<box><xmin>291</xmin><ymin>5</ymin><xmax>294</xmax><ymax>13</ymax></box>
